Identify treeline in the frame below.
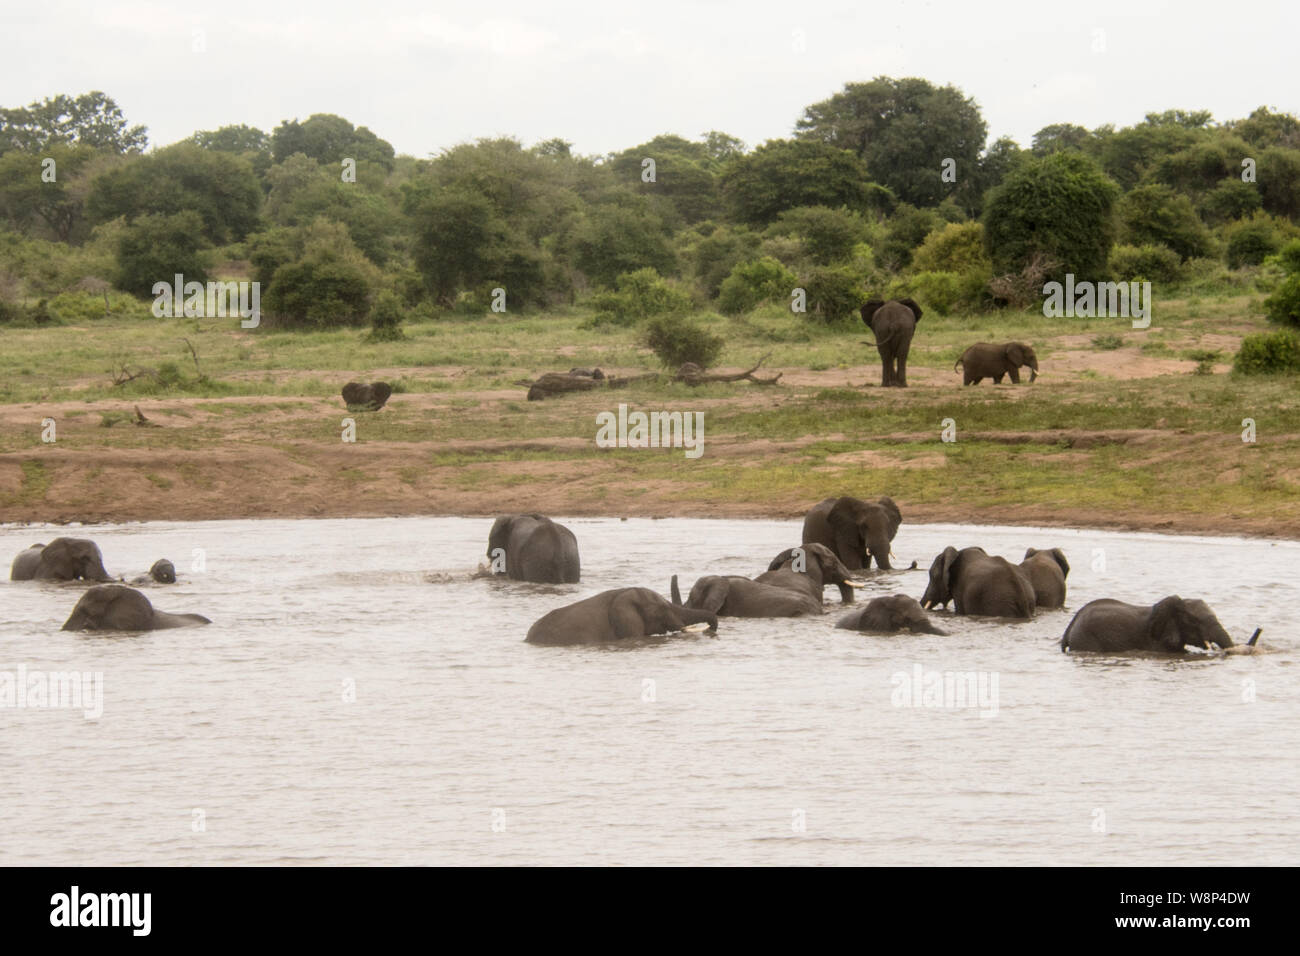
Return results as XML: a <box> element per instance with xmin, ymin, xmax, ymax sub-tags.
<box><xmin>1</xmin><ymin>82</ymin><xmax>1300</xmax><ymax>330</ymax></box>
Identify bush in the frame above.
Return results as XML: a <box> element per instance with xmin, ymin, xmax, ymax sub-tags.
<box><xmin>1199</xmin><ymin>179</ymin><xmax>1261</xmax><ymax>225</ymax></box>
<box><xmin>264</xmin><ymin>220</ymin><xmax>377</xmax><ymax>328</ymax></box>
<box><xmin>910</xmin><ymin>221</ymin><xmax>991</xmax><ymax>274</ymax></box>
<box><xmin>1223</xmin><ymin>214</ymin><xmax>1284</xmax><ymax>269</ymax></box>
<box><xmin>364</xmin><ymin>290</ymin><xmax>406</xmax><ymax>342</ymax></box>
<box><xmin>1263</xmin><ymin>275</ymin><xmax>1300</xmax><ymax>327</ymax></box>
<box><xmin>586</xmin><ymin>268</ymin><xmax>693</xmax><ymax>328</ymax></box>
<box><xmin>114</xmin><ymin>211</ymin><xmax>210</xmax><ymax>297</ymax></box>
<box><xmin>1269</xmin><ymin>238</ymin><xmax>1300</xmax><ymax>275</ymax></box>
<box><xmin>1234</xmin><ymin>330</ymin><xmax>1300</xmax><ymax>373</ymax></box>
<box><xmin>886</xmin><ymin>269</ymin><xmax>988</xmax><ymax>317</ymax></box>
<box><xmin>765</xmin><ymin>206</ymin><xmax>869</xmax><ymax>265</ymax></box>
<box><xmin>717</xmin><ymin>257</ymin><xmax>798</xmax><ymax>315</ymax></box>
<box><xmin>1118</xmin><ymin>184</ymin><xmax>1214</xmax><ymax>260</ymax></box>
<box><xmin>1107</xmin><ymin>244</ymin><xmax>1183</xmax><ymax>284</ymax></box>
<box><xmin>643</xmin><ymin>314</ymin><xmax>724</xmax><ymax>368</ymax></box>
<box><xmin>877</xmin><ymin>203</ymin><xmax>941</xmax><ymax>270</ymax></box>
<box><xmin>799</xmin><ymin>265</ymin><xmax>866</xmax><ymax>323</ymax></box>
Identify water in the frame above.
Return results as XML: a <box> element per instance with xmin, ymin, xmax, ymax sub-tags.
<box><xmin>0</xmin><ymin>517</ymin><xmax>1294</xmax><ymax>865</ymax></box>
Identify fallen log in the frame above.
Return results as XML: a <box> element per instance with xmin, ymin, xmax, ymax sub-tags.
<box><xmin>674</xmin><ymin>353</ymin><xmax>782</xmax><ymax>386</ymax></box>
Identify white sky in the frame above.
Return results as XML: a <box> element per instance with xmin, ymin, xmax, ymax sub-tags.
<box><xmin>6</xmin><ymin>0</ymin><xmax>1298</xmax><ymax>157</ymax></box>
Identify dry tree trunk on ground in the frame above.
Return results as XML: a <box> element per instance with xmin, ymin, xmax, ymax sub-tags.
<box><xmin>674</xmin><ymin>353</ymin><xmax>781</xmax><ymax>386</ymax></box>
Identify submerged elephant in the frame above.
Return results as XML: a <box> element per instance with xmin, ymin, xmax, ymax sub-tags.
<box><xmin>861</xmin><ymin>298</ymin><xmax>923</xmax><ymax>387</ymax></box>
<box><xmin>341</xmin><ymin>381</ymin><xmax>393</xmax><ymax>411</ymax></box>
<box><xmin>1019</xmin><ymin>548</ymin><xmax>1069</xmax><ymax>609</ymax></box>
<box><xmin>10</xmin><ymin>538</ymin><xmax>114</xmax><ymax>582</ymax></box>
<box><xmin>955</xmin><ymin>342</ymin><xmax>1038</xmax><ymax>385</ymax></box>
<box><xmin>669</xmin><ymin>543</ymin><xmax>867</xmax><ymax>618</ymax></box>
<box><xmin>62</xmin><ymin>584</ymin><xmax>210</xmax><ymax>631</ymax></box>
<box><xmin>525</xmin><ymin>587</ymin><xmax>717</xmax><ymax>645</ymax></box>
<box><xmin>487</xmin><ymin>514</ymin><xmax>580</xmax><ymax>583</ymax></box>
<box><xmin>130</xmin><ymin>559</ymin><xmax>176</xmax><ymax>585</ymax></box>
<box><xmin>756</xmin><ymin>543</ymin><xmax>866</xmax><ymax>607</ymax></box>
<box><xmin>802</xmin><ymin>496</ymin><xmax>903</xmax><ymax>571</ymax></box>
<box><xmin>1061</xmin><ymin>596</ymin><xmax>1233</xmax><ymax>653</ymax></box>
<box><xmin>836</xmin><ymin>595</ymin><xmax>946</xmax><ymax>634</ymax></box>
<box><xmin>920</xmin><ymin>546</ymin><xmax>1036</xmax><ymax>619</ymax></box>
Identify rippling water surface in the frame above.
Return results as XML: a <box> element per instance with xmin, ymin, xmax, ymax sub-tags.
<box><xmin>0</xmin><ymin>517</ymin><xmax>1294</xmax><ymax>865</ymax></box>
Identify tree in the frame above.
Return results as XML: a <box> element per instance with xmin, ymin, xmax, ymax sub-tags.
<box><xmin>113</xmin><ymin>211</ymin><xmax>209</xmax><ymax>296</ymax></box>
<box><xmin>86</xmin><ymin>143</ymin><xmax>262</xmax><ymax>244</ymax></box>
<box><xmin>271</xmin><ymin>114</ymin><xmax>395</xmax><ymax>171</ymax></box>
<box><xmin>405</xmin><ymin>186</ymin><xmax>510</xmax><ymax>304</ymax></box>
<box><xmin>608</xmin><ymin>134</ymin><xmax>721</xmax><ymax>225</ymax></box>
<box><xmin>0</xmin><ymin>91</ymin><xmax>147</xmax><ymax>155</ymax></box>
<box><xmin>0</xmin><ymin>143</ymin><xmax>101</xmax><ymax>240</ymax></box>
<box><xmin>265</xmin><ymin>153</ymin><xmax>397</xmax><ymax>265</ymax></box>
<box><xmin>1258</xmin><ymin>147</ymin><xmax>1300</xmax><ymax>220</ymax></box>
<box><xmin>719</xmin><ymin>139</ymin><xmax>873</xmax><ymax>226</ymax></box>
<box><xmin>1031</xmin><ymin>124</ymin><xmax>1092</xmax><ymax>156</ymax></box>
<box><xmin>1118</xmin><ymin>185</ymin><xmax>1214</xmax><ymax>260</ymax></box>
<box><xmin>1228</xmin><ymin>106</ymin><xmax>1300</xmax><ymax>151</ymax></box>
<box><xmin>569</xmin><ymin>199</ymin><xmax>677</xmax><ymax>287</ymax></box>
<box><xmin>191</xmin><ymin>124</ymin><xmax>273</xmax><ymax>176</ymax></box>
<box><xmin>983</xmin><ymin>152</ymin><xmax>1120</xmax><ymax>282</ymax></box>
<box><xmin>795</xmin><ymin>77</ymin><xmax>987</xmax><ymax>207</ymax></box>
<box><xmin>765</xmin><ymin>206</ymin><xmax>869</xmax><ymax>265</ymax></box>
<box><xmin>263</xmin><ymin>219</ymin><xmax>377</xmax><ymax>327</ymax></box>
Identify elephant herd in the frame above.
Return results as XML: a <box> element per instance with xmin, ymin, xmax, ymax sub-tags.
<box><xmin>495</xmin><ymin>504</ymin><xmax>1251</xmax><ymax>655</ymax></box>
<box><xmin>9</xmin><ymin>538</ymin><xmax>208</xmax><ymax>630</ymax></box>
<box><xmin>861</xmin><ymin>298</ymin><xmax>1039</xmax><ymax>388</ymax></box>
<box><xmin>10</xmin><ymin>513</ymin><xmax>1253</xmax><ymax>655</ymax></box>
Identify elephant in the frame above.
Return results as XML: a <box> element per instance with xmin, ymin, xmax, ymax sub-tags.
<box><xmin>487</xmin><ymin>514</ymin><xmax>580</xmax><ymax>583</ymax></box>
<box><xmin>525</xmin><ymin>587</ymin><xmax>717</xmax><ymax>645</ymax></box>
<box><xmin>10</xmin><ymin>538</ymin><xmax>114</xmax><ymax>582</ymax></box>
<box><xmin>802</xmin><ymin>496</ymin><xmax>902</xmax><ymax>571</ymax></box>
<box><xmin>836</xmin><ymin>595</ymin><xmax>947</xmax><ymax>634</ymax></box>
<box><xmin>860</xmin><ymin>298</ymin><xmax>923</xmax><ymax>387</ymax></box>
<box><xmin>62</xmin><ymin>584</ymin><xmax>210</xmax><ymax>631</ymax></box>
<box><xmin>669</xmin><ymin>543</ymin><xmax>868</xmax><ymax>617</ymax></box>
<box><xmin>568</xmin><ymin>367</ymin><xmax>605</xmax><ymax>379</ymax></box>
<box><xmin>130</xmin><ymin>559</ymin><xmax>176</xmax><ymax>585</ymax></box>
<box><xmin>1061</xmin><ymin>596</ymin><xmax>1233</xmax><ymax>653</ymax></box>
<box><xmin>755</xmin><ymin>543</ymin><xmax>867</xmax><ymax>607</ymax></box>
<box><xmin>341</xmin><ymin>381</ymin><xmax>393</xmax><ymax>411</ymax></box>
<box><xmin>955</xmin><ymin>342</ymin><xmax>1038</xmax><ymax>385</ymax></box>
<box><xmin>920</xmin><ymin>546</ymin><xmax>1036</xmax><ymax>618</ymax></box>
<box><xmin>1019</xmin><ymin>548</ymin><xmax>1068</xmax><ymax>609</ymax></box>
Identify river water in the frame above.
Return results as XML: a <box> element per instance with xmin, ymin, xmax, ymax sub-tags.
<box><xmin>0</xmin><ymin>517</ymin><xmax>1294</xmax><ymax>865</ymax></box>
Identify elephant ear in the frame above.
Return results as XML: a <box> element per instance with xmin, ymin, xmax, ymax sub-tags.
<box><xmin>924</xmin><ymin>546</ymin><xmax>959</xmax><ymax>607</ymax></box>
<box><xmin>487</xmin><ymin>516</ymin><xmax>513</xmax><ymax>560</ymax></box>
<box><xmin>940</xmin><ymin>547</ymin><xmax>962</xmax><ymax>602</ymax></box>
<box><xmin>826</xmin><ymin>503</ymin><xmax>864</xmax><ymax>568</ymax></box>
<box><xmin>860</xmin><ymin>299</ymin><xmax>885</xmax><ymax>326</ymax></box>
<box><xmin>767</xmin><ymin>548</ymin><xmax>798</xmax><ymax>571</ymax></box>
<box><xmin>898</xmin><ymin>297</ymin><xmax>923</xmax><ymax>322</ymax></box>
<box><xmin>1149</xmin><ymin>595</ymin><xmax>1192</xmax><ymax>651</ymax></box>
<box><xmin>693</xmin><ymin>578</ymin><xmax>730</xmax><ymax>615</ymax></box>
<box><xmin>878</xmin><ymin>496</ymin><xmax>902</xmax><ymax>539</ymax></box>
<box><xmin>1048</xmin><ymin>548</ymin><xmax>1070</xmax><ymax>578</ymax></box>
<box><xmin>1006</xmin><ymin>343</ymin><xmax>1027</xmax><ymax>366</ymax></box>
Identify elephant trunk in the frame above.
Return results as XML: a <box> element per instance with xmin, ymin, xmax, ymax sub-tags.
<box><xmin>670</xmin><ymin>575</ymin><xmax>682</xmax><ymax>606</ymax></box>
<box><xmin>1029</xmin><ymin>360</ymin><xmax>1039</xmax><ymax>382</ymax></box>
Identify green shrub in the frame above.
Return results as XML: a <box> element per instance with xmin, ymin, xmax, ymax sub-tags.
<box><xmin>887</xmin><ymin>268</ymin><xmax>988</xmax><ymax>316</ymax></box>
<box><xmin>114</xmin><ymin>211</ymin><xmax>210</xmax><ymax>297</ymax></box>
<box><xmin>910</xmin><ymin>221</ymin><xmax>991</xmax><ymax>274</ymax></box>
<box><xmin>717</xmin><ymin>257</ymin><xmax>798</xmax><ymax>315</ymax></box>
<box><xmin>1234</xmin><ymin>330</ymin><xmax>1300</xmax><ymax>373</ymax></box>
<box><xmin>263</xmin><ymin>220</ymin><xmax>377</xmax><ymax>328</ymax></box>
<box><xmin>642</xmin><ymin>314</ymin><xmax>724</xmax><ymax>368</ymax></box>
<box><xmin>1199</xmin><ymin>179</ymin><xmax>1261</xmax><ymax>224</ymax></box>
<box><xmin>1269</xmin><ymin>238</ymin><xmax>1300</xmax><ymax>275</ymax></box>
<box><xmin>877</xmin><ymin>203</ymin><xmax>941</xmax><ymax>270</ymax></box>
<box><xmin>586</xmin><ymin>268</ymin><xmax>693</xmax><ymax>328</ymax></box>
<box><xmin>799</xmin><ymin>265</ymin><xmax>866</xmax><ymax>323</ymax></box>
<box><xmin>1107</xmin><ymin>244</ymin><xmax>1183</xmax><ymax>284</ymax></box>
<box><xmin>1188</xmin><ymin>349</ymin><xmax>1221</xmax><ymax>374</ymax></box>
<box><xmin>1224</xmin><ymin>214</ymin><xmax>1284</xmax><ymax>268</ymax></box>
<box><xmin>1093</xmin><ymin>334</ymin><xmax>1123</xmax><ymax>350</ymax></box>
<box><xmin>1263</xmin><ymin>275</ymin><xmax>1300</xmax><ymax>326</ymax></box>
<box><xmin>765</xmin><ymin>206</ymin><xmax>869</xmax><ymax>265</ymax></box>
<box><xmin>364</xmin><ymin>290</ymin><xmax>406</xmax><ymax>342</ymax></box>
<box><xmin>1118</xmin><ymin>184</ymin><xmax>1214</xmax><ymax>260</ymax></box>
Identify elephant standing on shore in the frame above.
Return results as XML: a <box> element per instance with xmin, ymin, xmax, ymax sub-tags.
<box><xmin>525</xmin><ymin>588</ymin><xmax>717</xmax><ymax>644</ymax></box>
<box><xmin>1019</xmin><ymin>548</ymin><xmax>1069</xmax><ymax>609</ymax></box>
<box><xmin>836</xmin><ymin>595</ymin><xmax>946</xmax><ymax>634</ymax></box>
<box><xmin>62</xmin><ymin>585</ymin><xmax>210</xmax><ymax>631</ymax></box>
<box><xmin>955</xmin><ymin>342</ymin><xmax>1039</xmax><ymax>385</ymax></box>
<box><xmin>920</xmin><ymin>546</ymin><xmax>1036</xmax><ymax>618</ymax></box>
<box><xmin>487</xmin><ymin>514</ymin><xmax>580</xmax><ymax>584</ymax></box>
<box><xmin>1061</xmin><ymin>596</ymin><xmax>1233</xmax><ymax>652</ymax></box>
<box><xmin>10</xmin><ymin>538</ymin><xmax>114</xmax><ymax>582</ymax></box>
<box><xmin>860</xmin><ymin>298</ymin><xmax>923</xmax><ymax>387</ymax></box>
<box><xmin>802</xmin><ymin>496</ymin><xmax>902</xmax><ymax>571</ymax></box>
<box><xmin>670</xmin><ymin>543</ymin><xmax>868</xmax><ymax>617</ymax></box>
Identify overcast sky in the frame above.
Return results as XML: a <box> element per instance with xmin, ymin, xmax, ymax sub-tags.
<box><xmin>6</xmin><ymin>0</ymin><xmax>1297</xmax><ymax>157</ymax></box>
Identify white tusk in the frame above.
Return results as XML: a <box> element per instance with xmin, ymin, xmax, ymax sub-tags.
<box><xmin>681</xmin><ymin>622</ymin><xmax>712</xmax><ymax>632</ymax></box>
<box><xmin>844</xmin><ymin>579</ymin><xmax>871</xmax><ymax>588</ymax></box>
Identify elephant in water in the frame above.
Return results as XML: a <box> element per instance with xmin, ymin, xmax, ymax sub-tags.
<box><xmin>955</xmin><ymin>342</ymin><xmax>1038</xmax><ymax>385</ymax></box>
<box><xmin>129</xmin><ymin>559</ymin><xmax>176</xmax><ymax>585</ymax></box>
<box><xmin>1061</xmin><ymin>596</ymin><xmax>1233</xmax><ymax>653</ymax></box>
<box><xmin>487</xmin><ymin>514</ymin><xmax>580</xmax><ymax>583</ymax></box>
<box><xmin>1019</xmin><ymin>548</ymin><xmax>1068</xmax><ymax>609</ymax></box>
<box><xmin>670</xmin><ymin>543</ymin><xmax>870</xmax><ymax>617</ymax></box>
<box><xmin>10</xmin><ymin>538</ymin><xmax>114</xmax><ymax>582</ymax></box>
<box><xmin>802</xmin><ymin>495</ymin><xmax>902</xmax><ymax>571</ymax></box>
<box><xmin>836</xmin><ymin>595</ymin><xmax>946</xmax><ymax>634</ymax></box>
<box><xmin>525</xmin><ymin>588</ymin><xmax>717</xmax><ymax>645</ymax></box>
<box><xmin>921</xmin><ymin>546</ymin><xmax>1036</xmax><ymax>619</ymax></box>
<box><xmin>860</xmin><ymin>298</ymin><xmax>922</xmax><ymax>387</ymax></box>
<box><xmin>62</xmin><ymin>585</ymin><xmax>210</xmax><ymax>631</ymax></box>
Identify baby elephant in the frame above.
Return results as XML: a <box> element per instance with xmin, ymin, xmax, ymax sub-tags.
<box><xmin>956</xmin><ymin>342</ymin><xmax>1038</xmax><ymax>385</ymax></box>
<box><xmin>62</xmin><ymin>584</ymin><xmax>210</xmax><ymax>631</ymax></box>
<box><xmin>341</xmin><ymin>381</ymin><xmax>393</xmax><ymax>411</ymax></box>
<box><xmin>526</xmin><ymin>588</ymin><xmax>717</xmax><ymax>645</ymax></box>
<box><xmin>836</xmin><ymin>595</ymin><xmax>946</xmax><ymax>634</ymax></box>
<box><xmin>1061</xmin><ymin>596</ymin><xmax>1232</xmax><ymax>653</ymax></box>
<box><xmin>130</xmin><ymin>559</ymin><xmax>176</xmax><ymax>585</ymax></box>
<box><xmin>1019</xmin><ymin>548</ymin><xmax>1068</xmax><ymax>609</ymax></box>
